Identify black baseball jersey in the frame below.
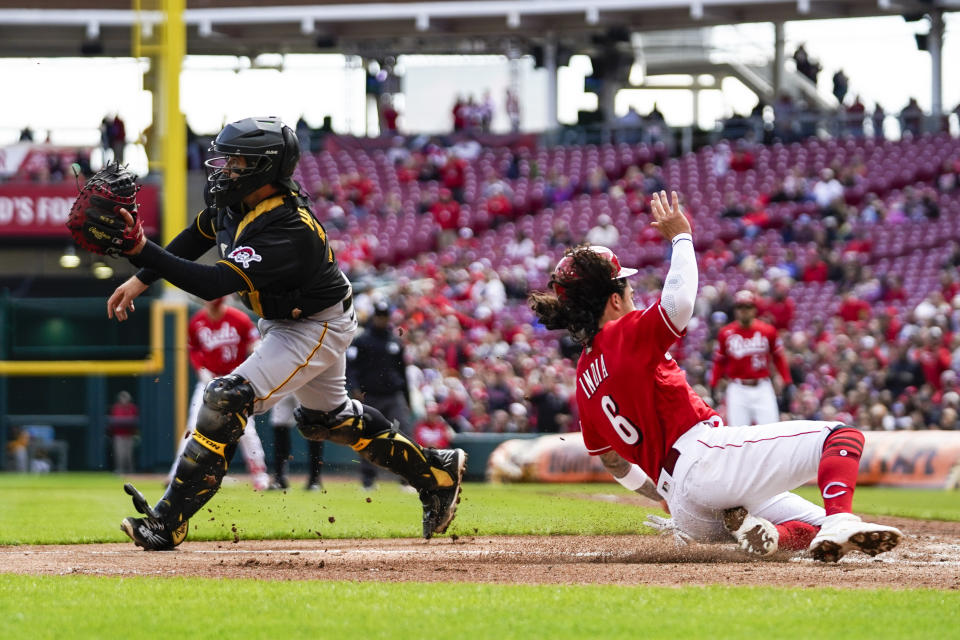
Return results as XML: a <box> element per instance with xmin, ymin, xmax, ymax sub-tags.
<box><xmin>133</xmin><ymin>188</ymin><xmax>350</xmax><ymax>320</ymax></box>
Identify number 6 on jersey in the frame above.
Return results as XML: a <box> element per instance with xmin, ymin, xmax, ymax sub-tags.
<box><xmin>601</xmin><ymin>395</ymin><xmax>641</xmax><ymax>444</ymax></box>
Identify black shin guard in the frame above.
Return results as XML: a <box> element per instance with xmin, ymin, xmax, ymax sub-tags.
<box><xmin>156</xmin><ymin>436</ymin><xmax>228</xmax><ymax>529</ymax></box>
<box><xmin>156</xmin><ymin>375</ymin><xmax>253</xmax><ymax>529</ymax></box>
<box><xmin>296</xmin><ymin>401</ymin><xmax>450</xmax><ymax>491</ymax></box>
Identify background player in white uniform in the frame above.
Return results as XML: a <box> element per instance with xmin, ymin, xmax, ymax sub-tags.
<box><xmin>530</xmin><ymin>191</ymin><xmax>902</xmax><ymax>562</ymax></box>
<box><xmin>166</xmin><ymin>297</ymin><xmax>269</xmax><ymax>490</ymax></box>
<box><xmin>710</xmin><ymin>290</ymin><xmax>792</xmax><ymax>426</ymax></box>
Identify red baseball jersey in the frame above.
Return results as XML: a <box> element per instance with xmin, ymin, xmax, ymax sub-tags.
<box><xmin>710</xmin><ymin>320</ymin><xmax>791</xmax><ymax>387</ymax></box>
<box><xmin>188</xmin><ymin>306</ymin><xmax>258</xmax><ymax>376</ymax></box>
<box><xmin>577</xmin><ymin>302</ymin><xmax>718</xmax><ymax>479</ymax></box>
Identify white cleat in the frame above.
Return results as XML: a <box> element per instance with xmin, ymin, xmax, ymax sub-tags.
<box><xmin>809</xmin><ymin>513</ymin><xmax>902</xmax><ymax>563</ymax></box>
<box><xmin>723</xmin><ymin>506</ymin><xmax>779</xmax><ymax>557</ymax></box>
<box><xmin>252</xmin><ymin>472</ymin><xmax>271</xmax><ymax>492</ymax></box>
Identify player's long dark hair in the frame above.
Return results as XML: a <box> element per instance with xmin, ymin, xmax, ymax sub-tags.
<box><xmin>529</xmin><ymin>246</ymin><xmax>627</xmax><ymax>347</ymax></box>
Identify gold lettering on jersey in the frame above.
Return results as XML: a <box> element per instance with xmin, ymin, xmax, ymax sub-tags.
<box><xmin>579</xmin><ymin>354</ymin><xmax>610</xmax><ymax>399</ymax></box>
<box><xmin>298</xmin><ymin>208</ymin><xmax>326</xmax><ymax>243</ymax></box>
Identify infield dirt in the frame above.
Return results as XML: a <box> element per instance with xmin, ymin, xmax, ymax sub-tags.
<box><xmin>3</xmin><ymin>516</ymin><xmax>959</xmax><ymax>590</ymax></box>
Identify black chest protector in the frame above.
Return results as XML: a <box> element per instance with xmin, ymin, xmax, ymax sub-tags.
<box><xmin>214</xmin><ymin>192</ymin><xmax>350</xmax><ymax>320</ymax></box>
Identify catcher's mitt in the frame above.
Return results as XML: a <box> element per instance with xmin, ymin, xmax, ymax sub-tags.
<box><xmin>66</xmin><ymin>162</ymin><xmax>143</xmax><ymax>257</ymax></box>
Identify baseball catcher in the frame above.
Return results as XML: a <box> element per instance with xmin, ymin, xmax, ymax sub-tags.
<box><xmin>73</xmin><ymin>117</ymin><xmax>466</xmax><ymax>551</ymax></box>
<box><xmin>66</xmin><ymin>162</ymin><xmax>144</xmax><ymax>258</ymax></box>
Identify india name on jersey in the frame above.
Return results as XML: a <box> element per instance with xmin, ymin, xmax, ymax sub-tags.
<box><xmin>576</xmin><ymin>303</ymin><xmax>717</xmax><ymax>479</ymax></box>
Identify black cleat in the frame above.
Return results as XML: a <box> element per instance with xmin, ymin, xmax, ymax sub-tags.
<box><xmin>124</xmin><ymin>482</ymin><xmax>160</xmax><ymax>519</ymax></box>
<box><xmin>419</xmin><ymin>448</ymin><xmax>467</xmax><ymax>539</ymax></box>
<box><xmin>268</xmin><ymin>476</ymin><xmax>289</xmax><ymax>491</ymax></box>
<box><xmin>305</xmin><ymin>478</ymin><xmax>323</xmax><ymax>492</ymax></box>
<box><xmin>120</xmin><ymin>516</ymin><xmax>188</xmax><ymax>551</ymax></box>
<box><xmin>120</xmin><ymin>482</ymin><xmax>187</xmax><ymax>550</ymax></box>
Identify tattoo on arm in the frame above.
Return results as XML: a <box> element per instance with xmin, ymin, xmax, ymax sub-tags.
<box><xmin>599</xmin><ymin>451</ymin><xmax>662</xmax><ymax>502</ymax></box>
<box><xmin>634</xmin><ymin>478</ymin><xmax>662</xmax><ymax>503</ymax></box>
<box><xmin>599</xmin><ymin>451</ymin><xmax>630</xmax><ymax>478</ymax></box>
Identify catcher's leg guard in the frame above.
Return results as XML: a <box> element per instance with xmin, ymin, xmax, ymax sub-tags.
<box><xmin>296</xmin><ymin>400</ymin><xmax>453</xmax><ymax>491</ymax></box>
<box><xmin>154</xmin><ymin>375</ymin><xmax>254</xmax><ymax>530</ymax></box>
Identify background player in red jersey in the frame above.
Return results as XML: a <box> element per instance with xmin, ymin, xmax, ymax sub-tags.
<box><xmin>710</xmin><ymin>290</ymin><xmax>792</xmax><ymax>426</ymax></box>
<box><xmin>530</xmin><ymin>191</ymin><xmax>902</xmax><ymax>563</ymax></box>
<box><xmin>166</xmin><ymin>297</ymin><xmax>270</xmax><ymax>490</ymax></box>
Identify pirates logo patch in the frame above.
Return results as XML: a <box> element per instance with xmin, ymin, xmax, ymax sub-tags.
<box><xmin>227</xmin><ymin>245</ymin><xmax>262</xmax><ymax>269</ymax></box>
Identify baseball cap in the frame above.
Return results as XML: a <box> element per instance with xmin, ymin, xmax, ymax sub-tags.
<box><xmin>373</xmin><ymin>301</ymin><xmax>391</xmax><ymax>316</ymax></box>
<box><xmin>553</xmin><ymin>245</ymin><xmax>637</xmax><ymax>284</ymax></box>
<box><xmin>552</xmin><ymin>246</ymin><xmax>637</xmax><ymax>300</ymax></box>
<box><xmin>734</xmin><ymin>290</ymin><xmax>756</xmax><ymax>307</ymax></box>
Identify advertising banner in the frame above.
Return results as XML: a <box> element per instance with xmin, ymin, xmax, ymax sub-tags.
<box><xmin>0</xmin><ymin>182</ymin><xmax>159</xmax><ymax>238</ymax></box>
<box><xmin>488</xmin><ymin>430</ymin><xmax>960</xmax><ymax>489</ymax></box>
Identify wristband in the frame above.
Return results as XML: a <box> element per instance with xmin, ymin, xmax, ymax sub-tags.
<box><xmin>671</xmin><ymin>232</ymin><xmax>693</xmax><ymax>245</ymax></box>
<box><xmin>616</xmin><ymin>464</ymin><xmax>650</xmax><ymax>491</ymax></box>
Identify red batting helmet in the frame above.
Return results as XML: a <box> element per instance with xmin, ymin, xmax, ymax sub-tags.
<box><xmin>552</xmin><ymin>246</ymin><xmax>637</xmax><ymax>300</ymax></box>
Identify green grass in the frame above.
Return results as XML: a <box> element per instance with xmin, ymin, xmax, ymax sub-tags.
<box><xmin>1</xmin><ymin>574</ymin><xmax>957</xmax><ymax>640</ymax></box>
<box><xmin>0</xmin><ymin>473</ymin><xmax>660</xmax><ymax>545</ymax></box>
<box><xmin>793</xmin><ymin>485</ymin><xmax>960</xmax><ymax>521</ymax></box>
<box><xmin>2</xmin><ymin>477</ymin><xmax>959</xmax><ymax>639</ymax></box>
<box><xmin>0</xmin><ymin>473</ymin><xmax>957</xmax><ymax>546</ymax></box>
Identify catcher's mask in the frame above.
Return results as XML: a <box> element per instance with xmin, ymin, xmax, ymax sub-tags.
<box><xmin>205</xmin><ymin>116</ymin><xmax>300</xmax><ymax>209</ymax></box>
<box><xmin>551</xmin><ymin>245</ymin><xmax>638</xmax><ymax>301</ymax></box>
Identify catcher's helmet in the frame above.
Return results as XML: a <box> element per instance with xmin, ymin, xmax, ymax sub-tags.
<box><xmin>551</xmin><ymin>245</ymin><xmax>637</xmax><ymax>300</ymax></box>
<box><xmin>205</xmin><ymin>116</ymin><xmax>300</xmax><ymax>209</ymax></box>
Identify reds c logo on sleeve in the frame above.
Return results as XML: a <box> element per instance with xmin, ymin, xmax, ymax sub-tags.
<box><xmin>227</xmin><ymin>246</ymin><xmax>262</xmax><ymax>269</ymax></box>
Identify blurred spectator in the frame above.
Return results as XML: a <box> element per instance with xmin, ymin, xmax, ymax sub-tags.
<box><xmin>296</xmin><ymin>116</ymin><xmax>312</xmax><ymax>150</ymax></box>
<box><xmin>6</xmin><ymin>426</ymin><xmax>29</xmax><ymax>472</ymax></box>
<box><xmin>586</xmin><ymin>214</ymin><xmax>620</xmax><ymax>247</ymax></box>
<box><xmin>900</xmin><ymin>98</ymin><xmax>924</xmax><ymax>137</ymax></box>
<box><xmin>844</xmin><ymin>96</ymin><xmax>865</xmax><ymax>137</ymax></box>
<box><xmin>100</xmin><ymin>115</ymin><xmax>112</xmax><ymax>162</ymax></box>
<box><xmin>413</xmin><ymin>403</ymin><xmax>457</xmax><ymax>449</ymax></box>
<box><xmin>110</xmin><ymin>115</ymin><xmax>126</xmax><ymax>164</ymax></box>
<box><xmin>832</xmin><ymin>69</ymin><xmax>849</xmax><ymax>104</ymax></box>
<box><xmin>837</xmin><ymin>292</ymin><xmax>871</xmax><ymax>323</ymax></box>
<box><xmin>485</xmin><ymin>182</ymin><xmax>515</xmax><ymax>227</ymax></box>
<box><xmin>108</xmin><ymin>391</ymin><xmax>138</xmax><ymax>474</ymax></box>
<box><xmin>431</xmin><ymin>188</ymin><xmax>460</xmax><ymax>249</ymax></box>
<box><xmin>871</xmin><ymin>104</ymin><xmax>886</xmax><ymax>139</ymax></box>
<box><xmin>761</xmin><ymin>281</ymin><xmax>796</xmax><ymax>332</ymax></box>
<box><xmin>884</xmin><ymin>344</ymin><xmax>925</xmax><ymax>398</ymax></box>
<box><xmin>505</xmin><ymin>88</ymin><xmax>521</xmax><ymax>133</ymax></box>
<box><xmin>380</xmin><ymin>96</ymin><xmax>400</xmax><ymax>135</ymax></box>
<box><xmin>441</xmin><ymin>155</ymin><xmax>467</xmax><ymax>202</ymax></box>
<box><xmin>18</xmin><ymin>126</ymin><xmax>34</xmax><ymax>142</ymax></box>
<box><xmin>812</xmin><ymin>169</ymin><xmax>844</xmax><ymax>211</ymax></box>
<box><xmin>479</xmin><ymin>90</ymin><xmax>494</xmax><ymax>132</ymax></box>
<box><xmin>527</xmin><ymin>370</ymin><xmax>573</xmax><ymax>433</ymax></box>
<box><xmin>793</xmin><ymin>44</ymin><xmax>821</xmax><ymax>84</ymax></box>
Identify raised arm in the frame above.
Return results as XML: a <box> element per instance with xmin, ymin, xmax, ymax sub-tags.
<box><xmin>651</xmin><ymin>190</ymin><xmax>697</xmax><ymax>332</ymax></box>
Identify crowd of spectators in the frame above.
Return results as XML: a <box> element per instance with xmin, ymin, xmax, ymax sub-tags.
<box><xmin>322</xmin><ymin>129</ymin><xmax>960</xmax><ymax>437</ymax></box>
